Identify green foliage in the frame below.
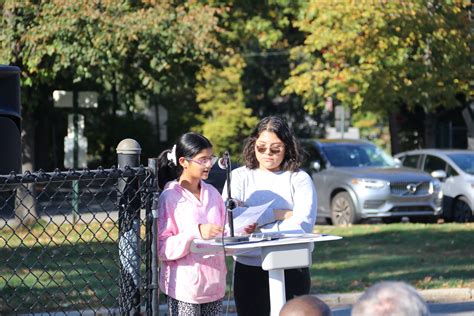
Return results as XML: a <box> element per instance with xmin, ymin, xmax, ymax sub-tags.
<box><xmin>192</xmin><ymin>1</ymin><xmax>308</xmax><ymax>157</ymax></box>
<box><xmin>213</xmin><ymin>0</ymin><xmax>302</xmax><ymax>50</ymax></box>
<box><xmin>1</xmin><ymin>0</ymin><xmax>471</xmax><ymax>166</ymax></box>
<box><xmin>194</xmin><ymin>54</ymin><xmax>258</xmax><ymax>157</ymax></box>
<box><xmin>0</xmin><ymin>1</ymin><xmax>222</xmax><ymax>167</ymax></box>
<box><xmin>195</xmin><ymin>0</ymin><xmax>328</xmax><ymax>142</ymax></box>
<box><xmin>284</xmin><ymin>1</ymin><xmax>471</xmax><ymax>114</ymax></box>
<box><xmin>0</xmin><ymin>1</ymin><xmax>221</xmax><ymax>91</ymax></box>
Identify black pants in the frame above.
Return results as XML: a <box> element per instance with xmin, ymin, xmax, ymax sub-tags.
<box><xmin>233</xmin><ymin>261</ymin><xmax>311</xmax><ymax>316</ymax></box>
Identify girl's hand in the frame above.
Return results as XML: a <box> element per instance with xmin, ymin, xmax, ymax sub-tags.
<box><xmin>273</xmin><ymin>209</ymin><xmax>293</xmax><ymax>220</ymax></box>
<box><xmin>199</xmin><ymin>224</ymin><xmax>224</xmax><ymax>240</ymax></box>
<box><xmin>243</xmin><ymin>223</ymin><xmax>258</xmax><ymax>235</ymax></box>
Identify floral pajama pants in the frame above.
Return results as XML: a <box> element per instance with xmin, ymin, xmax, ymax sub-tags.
<box><xmin>166</xmin><ymin>295</ymin><xmax>223</xmax><ymax>316</ymax></box>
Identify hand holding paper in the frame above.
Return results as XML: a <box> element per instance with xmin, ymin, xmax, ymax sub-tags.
<box><xmin>231</xmin><ymin>200</ymin><xmax>273</xmax><ymax>234</ymax></box>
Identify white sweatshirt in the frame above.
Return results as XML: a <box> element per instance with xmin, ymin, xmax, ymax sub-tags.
<box><xmin>222</xmin><ymin>166</ymin><xmax>318</xmax><ymax>266</ymax></box>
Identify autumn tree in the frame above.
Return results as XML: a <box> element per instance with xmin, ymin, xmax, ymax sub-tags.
<box><xmin>194</xmin><ymin>0</ymin><xmax>328</xmax><ymax>157</ymax></box>
<box><xmin>284</xmin><ymin>0</ymin><xmax>471</xmax><ymax>152</ymax></box>
<box><xmin>194</xmin><ymin>54</ymin><xmax>258</xmax><ymax>156</ymax></box>
<box><xmin>0</xmin><ymin>0</ymin><xmax>221</xmax><ymax>167</ymax></box>
<box><xmin>0</xmin><ymin>1</ymin><xmax>221</xmax><ymax>225</ymax></box>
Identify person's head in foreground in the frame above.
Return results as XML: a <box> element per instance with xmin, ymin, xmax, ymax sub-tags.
<box><xmin>351</xmin><ymin>281</ymin><xmax>430</xmax><ymax>316</ymax></box>
<box><xmin>280</xmin><ymin>294</ymin><xmax>332</xmax><ymax>316</ymax></box>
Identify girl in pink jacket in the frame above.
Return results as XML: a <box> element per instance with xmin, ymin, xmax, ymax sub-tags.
<box><xmin>156</xmin><ymin>132</ymin><xmax>226</xmax><ymax>315</ymax></box>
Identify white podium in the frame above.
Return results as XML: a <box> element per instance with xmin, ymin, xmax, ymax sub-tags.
<box><xmin>191</xmin><ymin>233</ymin><xmax>342</xmax><ymax>316</ymax></box>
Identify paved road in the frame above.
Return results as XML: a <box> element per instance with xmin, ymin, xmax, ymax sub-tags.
<box><xmin>26</xmin><ymin>300</ymin><xmax>474</xmax><ymax>315</ymax></box>
<box><xmin>221</xmin><ymin>301</ymin><xmax>474</xmax><ymax>316</ymax></box>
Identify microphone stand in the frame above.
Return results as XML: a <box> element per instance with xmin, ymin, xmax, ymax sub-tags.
<box><xmin>225</xmin><ymin>151</ymin><xmax>235</xmax><ymax>237</ymax></box>
<box><xmin>221</xmin><ymin>151</ymin><xmax>248</xmax><ymax>243</ymax></box>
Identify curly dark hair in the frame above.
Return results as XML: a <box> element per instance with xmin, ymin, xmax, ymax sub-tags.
<box><xmin>242</xmin><ymin>116</ymin><xmax>302</xmax><ymax>172</ymax></box>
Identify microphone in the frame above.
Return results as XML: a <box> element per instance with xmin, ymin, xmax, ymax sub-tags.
<box><xmin>215</xmin><ymin>151</ymin><xmax>249</xmax><ymax>244</ymax></box>
<box><xmin>218</xmin><ymin>154</ymin><xmax>229</xmax><ymax>170</ymax></box>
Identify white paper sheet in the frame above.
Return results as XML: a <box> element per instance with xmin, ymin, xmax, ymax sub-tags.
<box><xmin>231</xmin><ymin>200</ymin><xmax>274</xmax><ymax>234</ymax></box>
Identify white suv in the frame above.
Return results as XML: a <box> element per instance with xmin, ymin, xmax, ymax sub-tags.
<box><xmin>395</xmin><ymin>149</ymin><xmax>474</xmax><ymax>222</ymax></box>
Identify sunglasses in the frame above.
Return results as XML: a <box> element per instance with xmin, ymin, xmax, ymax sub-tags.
<box><xmin>186</xmin><ymin>155</ymin><xmax>218</xmax><ymax>167</ymax></box>
<box><xmin>255</xmin><ymin>145</ymin><xmax>284</xmax><ymax>155</ymax></box>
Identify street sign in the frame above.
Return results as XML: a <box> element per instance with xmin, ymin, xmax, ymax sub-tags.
<box><xmin>326</xmin><ymin>127</ymin><xmax>360</xmax><ymax>139</ymax></box>
<box><xmin>53</xmin><ymin>90</ymin><xmax>98</xmax><ymax>108</ymax></box>
<box><xmin>53</xmin><ymin>90</ymin><xmax>73</xmax><ymax>108</ymax></box>
<box><xmin>334</xmin><ymin>105</ymin><xmax>349</xmax><ymax>120</ymax></box>
<box><xmin>78</xmin><ymin>91</ymin><xmax>98</xmax><ymax>108</ymax></box>
<box><xmin>335</xmin><ymin>120</ymin><xmax>350</xmax><ymax>132</ymax></box>
<box><xmin>334</xmin><ymin>105</ymin><xmax>351</xmax><ymax>133</ymax></box>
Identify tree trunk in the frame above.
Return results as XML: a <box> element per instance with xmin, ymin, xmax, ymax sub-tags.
<box><xmin>15</xmin><ymin>183</ymin><xmax>38</xmax><ymax>228</ymax></box>
<box><xmin>16</xmin><ymin>89</ymin><xmax>38</xmax><ymax>228</ymax></box>
<box><xmin>462</xmin><ymin>105</ymin><xmax>474</xmax><ymax>149</ymax></box>
<box><xmin>388</xmin><ymin>111</ymin><xmax>401</xmax><ymax>155</ymax></box>
<box><xmin>423</xmin><ymin>111</ymin><xmax>437</xmax><ymax>148</ymax></box>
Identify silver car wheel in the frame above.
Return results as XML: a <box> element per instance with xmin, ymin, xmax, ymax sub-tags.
<box><xmin>331</xmin><ymin>192</ymin><xmax>358</xmax><ymax>226</ymax></box>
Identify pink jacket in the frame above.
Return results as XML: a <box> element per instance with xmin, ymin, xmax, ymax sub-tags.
<box><xmin>157</xmin><ymin>180</ymin><xmax>227</xmax><ymax>304</ymax></box>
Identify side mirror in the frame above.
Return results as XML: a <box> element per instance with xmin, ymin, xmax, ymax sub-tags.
<box><xmin>311</xmin><ymin>161</ymin><xmax>321</xmax><ymax>172</ymax></box>
<box><xmin>431</xmin><ymin>170</ymin><xmax>447</xmax><ymax>180</ymax></box>
<box><xmin>393</xmin><ymin>158</ymin><xmax>402</xmax><ymax>168</ymax></box>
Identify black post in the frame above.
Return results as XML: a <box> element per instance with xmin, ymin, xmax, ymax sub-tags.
<box><xmin>0</xmin><ymin>65</ymin><xmax>21</xmax><ymax>175</ymax></box>
<box><xmin>0</xmin><ymin>66</ymin><xmax>22</xmax><ymax>224</ymax></box>
<box><xmin>72</xmin><ymin>90</ymin><xmax>79</xmax><ymax>223</ymax></box>
<box><xmin>146</xmin><ymin>158</ymin><xmax>160</xmax><ymax>316</ymax></box>
<box><xmin>117</xmin><ymin>138</ymin><xmax>142</xmax><ymax>315</ymax></box>
<box><xmin>72</xmin><ymin>90</ymin><xmax>79</xmax><ymax>170</ymax></box>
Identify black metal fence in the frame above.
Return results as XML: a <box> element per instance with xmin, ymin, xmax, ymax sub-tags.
<box><xmin>0</xmin><ymin>157</ymin><xmax>160</xmax><ymax>314</ymax></box>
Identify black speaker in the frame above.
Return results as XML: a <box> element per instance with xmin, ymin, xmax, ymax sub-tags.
<box><xmin>0</xmin><ymin>65</ymin><xmax>21</xmax><ymax>174</ymax></box>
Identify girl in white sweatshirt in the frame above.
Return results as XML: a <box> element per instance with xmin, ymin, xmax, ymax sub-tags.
<box><xmin>223</xmin><ymin>116</ymin><xmax>318</xmax><ymax>316</ymax></box>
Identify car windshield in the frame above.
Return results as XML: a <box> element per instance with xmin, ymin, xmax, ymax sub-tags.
<box><xmin>447</xmin><ymin>153</ymin><xmax>474</xmax><ymax>175</ymax></box>
<box><xmin>321</xmin><ymin>143</ymin><xmax>396</xmax><ymax>167</ymax></box>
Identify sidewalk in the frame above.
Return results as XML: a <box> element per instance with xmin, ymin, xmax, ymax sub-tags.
<box><xmin>24</xmin><ymin>288</ymin><xmax>472</xmax><ymax>315</ymax></box>
<box><xmin>317</xmin><ymin>287</ymin><xmax>474</xmax><ymax>307</ymax></box>
<box><xmin>156</xmin><ymin>288</ymin><xmax>474</xmax><ymax>314</ymax></box>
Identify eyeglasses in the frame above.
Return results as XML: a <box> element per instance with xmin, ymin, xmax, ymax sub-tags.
<box><xmin>186</xmin><ymin>155</ymin><xmax>218</xmax><ymax>166</ymax></box>
<box><xmin>255</xmin><ymin>145</ymin><xmax>284</xmax><ymax>155</ymax></box>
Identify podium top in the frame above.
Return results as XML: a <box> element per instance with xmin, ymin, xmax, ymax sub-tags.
<box><xmin>191</xmin><ymin>233</ymin><xmax>342</xmax><ymax>254</ymax></box>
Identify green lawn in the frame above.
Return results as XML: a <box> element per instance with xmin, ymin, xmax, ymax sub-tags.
<box><xmin>0</xmin><ymin>220</ymin><xmax>121</xmax><ymax>313</ymax></box>
<box><xmin>0</xmin><ymin>221</ymin><xmax>473</xmax><ymax>313</ymax></box>
<box><xmin>309</xmin><ymin>223</ymin><xmax>474</xmax><ymax>293</ymax></box>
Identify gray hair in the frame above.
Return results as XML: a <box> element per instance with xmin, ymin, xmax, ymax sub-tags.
<box><xmin>351</xmin><ymin>281</ymin><xmax>430</xmax><ymax>316</ymax></box>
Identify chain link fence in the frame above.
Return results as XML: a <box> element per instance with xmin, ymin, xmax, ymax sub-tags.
<box><xmin>0</xmin><ymin>158</ymin><xmax>160</xmax><ymax>315</ymax></box>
